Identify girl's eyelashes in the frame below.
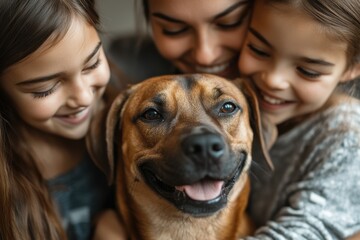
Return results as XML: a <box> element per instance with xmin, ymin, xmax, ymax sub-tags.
<box><xmin>248</xmin><ymin>44</ymin><xmax>270</xmax><ymax>58</ymax></box>
<box><xmin>84</xmin><ymin>58</ymin><xmax>101</xmax><ymax>72</ymax></box>
<box><xmin>30</xmin><ymin>57</ymin><xmax>101</xmax><ymax>99</ymax></box>
<box><xmin>32</xmin><ymin>83</ymin><xmax>60</xmax><ymax>99</ymax></box>
<box><xmin>296</xmin><ymin>67</ymin><xmax>322</xmax><ymax>79</ymax></box>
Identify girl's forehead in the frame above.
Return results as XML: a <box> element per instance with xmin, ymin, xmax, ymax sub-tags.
<box><xmin>2</xmin><ymin>18</ymin><xmax>100</xmax><ymax>84</ymax></box>
<box><xmin>251</xmin><ymin>1</ymin><xmax>348</xmax><ymax>67</ymax></box>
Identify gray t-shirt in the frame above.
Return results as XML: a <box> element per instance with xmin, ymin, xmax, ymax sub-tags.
<box><xmin>247</xmin><ymin>102</ymin><xmax>360</xmax><ymax>240</ymax></box>
<box><xmin>48</xmin><ymin>156</ymin><xmax>110</xmax><ymax>240</ymax></box>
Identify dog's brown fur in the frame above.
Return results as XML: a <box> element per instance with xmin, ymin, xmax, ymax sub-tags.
<box><xmin>88</xmin><ymin>74</ymin><xmax>274</xmax><ymax>240</ymax></box>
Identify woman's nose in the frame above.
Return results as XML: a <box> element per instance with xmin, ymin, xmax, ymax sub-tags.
<box><xmin>193</xmin><ymin>30</ymin><xmax>219</xmax><ymax>66</ymax></box>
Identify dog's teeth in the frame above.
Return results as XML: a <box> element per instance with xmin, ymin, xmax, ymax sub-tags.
<box><xmin>174</xmin><ymin>190</ymin><xmax>187</xmax><ymax>201</ymax></box>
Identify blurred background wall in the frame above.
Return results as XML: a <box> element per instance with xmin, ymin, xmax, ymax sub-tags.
<box><xmin>96</xmin><ymin>0</ymin><xmax>139</xmax><ymax>46</ymax></box>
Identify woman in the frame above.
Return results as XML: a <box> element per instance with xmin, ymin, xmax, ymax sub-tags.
<box><xmin>109</xmin><ymin>0</ymin><xmax>251</xmax><ymax>82</ymax></box>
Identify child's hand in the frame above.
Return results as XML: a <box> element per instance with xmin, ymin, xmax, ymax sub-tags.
<box><xmin>92</xmin><ymin>209</ymin><xmax>127</xmax><ymax>240</ymax></box>
<box><xmin>347</xmin><ymin>232</ymin><xmax>360</xmax><ymax>240</ymax></box>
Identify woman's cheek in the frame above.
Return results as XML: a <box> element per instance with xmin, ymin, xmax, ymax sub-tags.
<box><xmin>155</xmin><ymin>37</ymin><xmax>188</xmax><ymax>61</ymax></box>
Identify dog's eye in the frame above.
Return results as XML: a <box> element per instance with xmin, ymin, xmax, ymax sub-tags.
<box><xmin>220</xmin><ymin>102</ymin><xmax>238</xmax><ymax>114</ymax></box>
<box><xmin>141</xmin><ymin>108</ymin><xmax>163</xmax><ymax>121</ymax></box>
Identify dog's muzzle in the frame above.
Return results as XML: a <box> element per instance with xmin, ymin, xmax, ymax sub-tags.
<box><xmin>140</xmin><ymin>130</ymin><xmax>248</xmax><ymax>217</ymax></box>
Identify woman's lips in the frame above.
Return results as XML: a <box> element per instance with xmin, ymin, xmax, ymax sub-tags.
<box><xmin>55</xmin><ymin>108</ymin><xmax>90</xmax><ymax>125</ymax></box>
<box><xmin>195</xmin><ymin>62</ymin><xmax>230</xmax><ymax>74</ymax></box>
<box><xmin>184</xmin><ymin>58</ymin><xmax>239</xmax><ymax>77</ymax></box>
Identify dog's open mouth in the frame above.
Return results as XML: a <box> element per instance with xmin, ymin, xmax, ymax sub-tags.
<box><xmin>175</xmin><ymin>180</ymin><xmax>224</xmax><ymax>201</ymax></box>
<box><xmin>140</xmin><ymin>158</ymin><xmax>246</xmax><ymax>217</ymax></box>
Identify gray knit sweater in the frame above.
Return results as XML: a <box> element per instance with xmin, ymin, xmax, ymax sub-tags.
<box><xmin>246</xmin><ymin>101</ymin><xmax>360</xmax><ymax>240</ymax></box>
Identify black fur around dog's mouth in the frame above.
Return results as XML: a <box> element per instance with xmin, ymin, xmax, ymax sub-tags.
<box><xmin>140</xmin><ymin>153</ymin><xmax>247</xmax><ymax>217</ymax></box>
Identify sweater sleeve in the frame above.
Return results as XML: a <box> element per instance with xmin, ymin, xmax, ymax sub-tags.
<box><xmin>244</xmin><ymin>131</ymin><xmax>360</xmax><ymax>240</ymax></box>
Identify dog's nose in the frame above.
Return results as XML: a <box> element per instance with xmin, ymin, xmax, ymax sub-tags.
<box><xmin>182</xmin><ymin>133</ymin><xmax>225</xmax><ymax>164</ymax></box>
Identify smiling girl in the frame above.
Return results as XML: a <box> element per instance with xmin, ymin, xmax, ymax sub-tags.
<box><xmin>0</xmin><ymin>0</ymin><xmax>120</xmax><ymax>239</ymax></box>
<box><xmin>238</xmin><ymin>0</ymin><xmax>360</xmax><ymax>239</ymax></box>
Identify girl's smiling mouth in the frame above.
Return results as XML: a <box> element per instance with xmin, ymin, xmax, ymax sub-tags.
<box><xmin>251</xmin><ymin>83</ymin><xmax>295</xmax><ymax>111</ymax></box>
<box><xmin>55</xmin><ymin>107</ymin><xmax>91</xmax><ymax>125</ymax></box>
<box><xmin>260</xmin><ymin>91</ymin><xmax>288</xmax><ymax>105</ymax></box>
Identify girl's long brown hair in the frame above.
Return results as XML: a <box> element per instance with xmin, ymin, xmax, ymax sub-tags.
<box><xmin>0</xmin><ymin>0</ymin><xmax>100</xmax><ymax>239</ymax></box>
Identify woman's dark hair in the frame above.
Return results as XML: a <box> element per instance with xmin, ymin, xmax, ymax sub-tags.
<box><xmin>0</xmin><ymin>0</ymin><xmax>100</xmax><ymax>239</ymax></box>
<box><xmin>141</xmin><ymin>0</ymin><xmax>149</xmax><ymax>21</ymax></box>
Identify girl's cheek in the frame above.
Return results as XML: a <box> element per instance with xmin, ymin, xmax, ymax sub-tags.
<box><xmin>98</xmin><ymin>62</ymin><xmax>111</xmax><ymax>86</ymax></box>
<box><xmin>19</xmin><ymin>100</ymin><xmax>60</xmax><ymax>122</ymax></box>
<box><xmin>238</xmin><ymin>54</ymin><xmax>258</xmax><ymax>76</ymax></box>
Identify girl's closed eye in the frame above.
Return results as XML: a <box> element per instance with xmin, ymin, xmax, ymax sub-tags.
<box><xmin>296</xmin><ymin>66</ymin><xmax>322</xmax><ymax>79</ymax></box>
<box><xmin>32</xmin><ymin>81</ymin><xmax>61</xmax><ymax>99</ymax></box>
<box><xmin>248</xmin><ymin>43</ymin><xmax>270</xmax><ymax>58</ymax></box>
<box><xmin>83</xmin><ymin>58</ymin><xmax>101</xmax><ymax>72</ymax></box>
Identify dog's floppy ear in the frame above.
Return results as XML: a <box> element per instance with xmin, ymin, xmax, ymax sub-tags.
<box><xmin>232</xmin><ymin>78</ymin><xmax>276</xmax><ymax>172</ymax></box>
<box><xmin>86</xmin><ymin>86</ymin><xmax>118</xmax><ymax>182</ymax></box>
<box><xmin>86</xmin><ymin>85</ymin><xmax>134</xmax><ymax>184</ymax></box>
<box><xmin>103</xmin><ymin>88</ymin><xmax>132</xmax><ymax>183</ymax></box>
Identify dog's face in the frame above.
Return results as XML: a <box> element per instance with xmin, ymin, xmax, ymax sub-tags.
<box><xmin>89</xmin><ymin>74</ymin><xmax>273</xmax><ymax>218</ymax></box>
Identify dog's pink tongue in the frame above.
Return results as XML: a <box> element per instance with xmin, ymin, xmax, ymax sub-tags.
<box><xmin>175</xmin><ymin>180</ymin><xmax>224</xmax><ymax>201</ymax></box>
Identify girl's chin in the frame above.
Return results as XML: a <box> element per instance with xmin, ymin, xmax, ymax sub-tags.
<box><xmin>261</xmin><ymin>112</ymin><xmax>285</xmax><ymax>126</ymax></box>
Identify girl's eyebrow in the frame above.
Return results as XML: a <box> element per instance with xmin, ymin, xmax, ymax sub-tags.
<box><xmin>17</xmin><ymin>42</ymin><xmax>102</xmax><ymax>85</ymax></box>
<box><xmin>249</xmin><ymin>27</ymin><xmax>334</xmax><ymax>66</ymax></box>
<box><xmin>301</xmin><ymin>57</ymin><xmax>334</xmax><ymax>66</ymax></box>
<box><xmin>249</xmin><ymin>27</ymin><xmax>273</xmax><ymax>48</ymax></box>
<box><xmin>84</xmin><ymin>41</ymin><xmax>102</xmax><ymax>64</ymax></box>
<box><xmin>152</xmin><ymin>0</ymin><xmax>249</xmax><ymax>24</ymax></box>
<box><xmin>17</xmin><ymin>73</ymin><xmax>62</xmax><ymax>85</ymax></box>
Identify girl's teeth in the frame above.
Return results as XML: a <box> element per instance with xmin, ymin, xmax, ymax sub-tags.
<box><xmin>195</xmin><ymin>63</ymin><xmax>229</xmax><ymax>73</ymax></box>
<box><xmin>262</xmin><ymin>94</ymin><xmax>285</xmax><ymax>104</ymax></box>
<box><xmin>67</xmin><ymin>109</ymin><xmax>87</xmax><ymax>118</ymax></box>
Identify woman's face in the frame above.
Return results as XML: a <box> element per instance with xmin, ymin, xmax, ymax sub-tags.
<box><xmin>147</xmin><ymin>0</ymin><xmax>250</xmax><ymax>79</ymax></box>
<box><xmin>1</xmin><ymin>18</ymin><xmax>110</xmax><ymax>140</ymax></box>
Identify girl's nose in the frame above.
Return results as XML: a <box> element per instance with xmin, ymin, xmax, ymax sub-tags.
<box><xmin>261</xmin><ymin>67</ymin><xmax>290</xmax><ymax>90</ymax></box>
<box><xmin>66</xmin><ymin>75</ymin><xmax>94</xmax><ymax>108</ymax></box>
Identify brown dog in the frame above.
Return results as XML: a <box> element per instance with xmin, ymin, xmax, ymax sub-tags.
<box><xmin>88</xmin><ymin>74</ymin><xmax>274</xmax><ymax>240</ymax></box>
